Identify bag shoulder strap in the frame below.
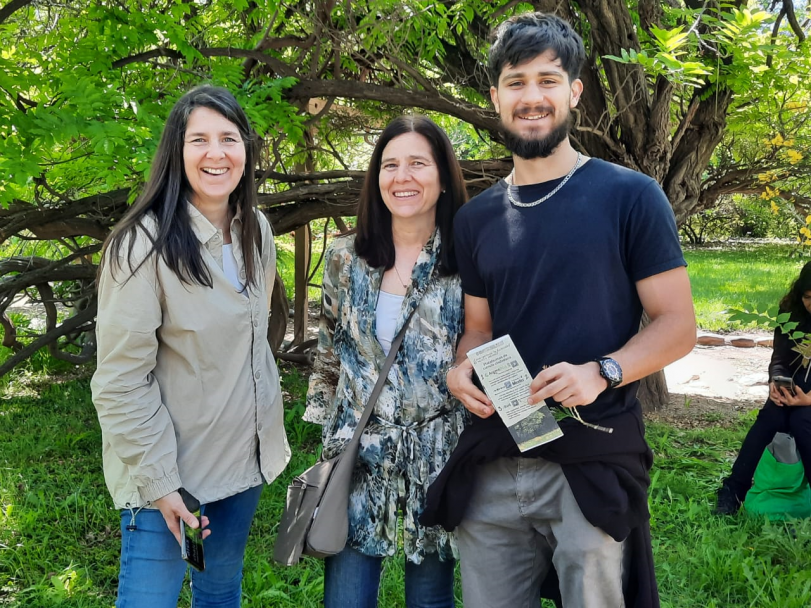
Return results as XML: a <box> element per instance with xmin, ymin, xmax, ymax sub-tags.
<box><xmin>345</xmin><ymin>305</ymin><xmax>418</xmax><ymax>450</ymax></box>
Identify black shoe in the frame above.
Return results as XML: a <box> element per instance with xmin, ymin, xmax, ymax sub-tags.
<box><xmin>714</xmin><ymin>484</ymin><xmax>741</xmax><ymax>515</ymax></box>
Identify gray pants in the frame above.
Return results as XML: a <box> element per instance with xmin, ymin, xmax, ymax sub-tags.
<box><xmin>457</xmin><ymin>457</ymin><xmax>628</xmax><ymax>608</ymax></box>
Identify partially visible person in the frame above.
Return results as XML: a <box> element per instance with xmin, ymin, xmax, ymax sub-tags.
<box><xmin>422</xmin><ymin>12</ymin><xmax>695</xmax><ymax>608</ymax></box>
<box><xmin>91</xmin><ymin>85</ymin><xmax>289</xmax><ymax>608</ymax></box>
<box><xmin>715</xmin><ymin>261</ymin><xmax>811</xmax><ymax>515</ymax></box>
<box><xmin>304</xmin><ymin>115</ymin><xmax>468</xmax><ymax>608</ymax></box>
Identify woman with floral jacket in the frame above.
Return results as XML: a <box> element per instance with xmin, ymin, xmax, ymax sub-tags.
<box><xmin>304</xmin><ymin>115</ymin><xmax>467</xmax><ymax>608</ymax></box>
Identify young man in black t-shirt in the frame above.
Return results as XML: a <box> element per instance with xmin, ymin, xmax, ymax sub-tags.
<box><xmin>445</xmin><ymin>12</ymin><xmax>696</xmax><ymax>608</ymax></box>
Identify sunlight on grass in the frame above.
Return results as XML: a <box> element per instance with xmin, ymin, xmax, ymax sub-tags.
<box><xmin>685</xmin><ymin>243</ymin><xmax>805</xmax><ymax>331</ymax></box>
<box><xmin>3</xmin><ymin>367</ymin><xmax>811</xmax><ymax>607</ymax></box>
<box><xmin>3</xmin><ymin>244</ymin><xmax>811</xmax><ymax>606</ymax></box>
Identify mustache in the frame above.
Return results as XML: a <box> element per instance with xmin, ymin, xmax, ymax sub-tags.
<box><xmin>514</xmin><ymin>106</ymin><xmax>555</xmax><ymax>117</ymax></box>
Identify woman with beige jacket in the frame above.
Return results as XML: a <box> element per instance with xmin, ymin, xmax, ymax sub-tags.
<box><xmin>91</xmin><ymin>85</ymin><xmax>289</xmax><ymax>608</ymax></box>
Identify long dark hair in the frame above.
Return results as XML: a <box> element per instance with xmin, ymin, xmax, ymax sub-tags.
<box><xmin>102</xmin><ymin>85</ymin><xmax>262</xmax><ymax>288</ymax></box>
<box><xmin>354</xmin><ymin>115</ymin><xmax>467</xmax><ymax>276</ymax></box>
<box><xmin>780</xmin><ymin>261</ymin><xmax>811</xmax><ymax>321</ymax></box>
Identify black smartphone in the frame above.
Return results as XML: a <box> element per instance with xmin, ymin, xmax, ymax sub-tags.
<box><xmin>178</xmin><ymin>488</ymin><xmax>205</xmax><ymax>572</ymax></box>
<box><xmin>772</xmin><ymin>375</ymin><xmax>796</xmax><ymax>396</ymax></box>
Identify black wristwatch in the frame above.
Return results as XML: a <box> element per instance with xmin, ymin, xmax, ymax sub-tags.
<box><xmin>595</xmin><ymin>357</ymin><xmax>623</xmax><ymax>389</ymax></box>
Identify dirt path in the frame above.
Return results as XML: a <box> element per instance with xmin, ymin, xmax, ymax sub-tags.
<box><xmin>652</xmin><ymin>336</ymin><xmax>775</xmax><ymax>428</ymax></box>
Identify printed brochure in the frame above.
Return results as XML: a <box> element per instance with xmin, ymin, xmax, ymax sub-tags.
<box><xmin>467</xmin><ymin>335</ymin><xmax>563</xmax><ymax>451</ymax></box>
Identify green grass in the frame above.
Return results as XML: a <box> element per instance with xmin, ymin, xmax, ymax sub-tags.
<box><xmin>3</xmin><ymin>241</ymin><xmax>811</xmax><ymax>605</ymax></box>
<box><xmin>648</xmin><ymin>421</ymin><xmax>811</xmax><ymax>608</ymax></box>
<box><xmin>684</xmin><ymin>242</ymin><xmax>805</xmax><ymax>331</ymax></box>
<box><xmin>3</xmin><ymin>360</ymin><xmax>811</xmax><ymax>607</ymax></box>
<box><xmin>0</xmin><ymin>368</ymin><xmax>117</xmax><ymax>606</ymax></box>
<box><xmin>0</xmin><ymin>362</ymin><xmax>456</xmax><ymax>608</ymax></box>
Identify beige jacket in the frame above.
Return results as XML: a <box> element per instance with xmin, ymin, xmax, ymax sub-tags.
<box><xmin>91</xmin><ymin>204</ymin><xmax>290</xmax><ymax>509</ymax></box>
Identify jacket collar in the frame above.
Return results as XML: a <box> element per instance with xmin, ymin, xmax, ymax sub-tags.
<box><xmin>187</xmin><ymin>202</ymin><xmax>242</xmax><ymax>245</ymax></box>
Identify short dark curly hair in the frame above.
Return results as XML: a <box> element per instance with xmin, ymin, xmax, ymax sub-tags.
<box><xmin>488</xmin><ymin>12</ymin><xmax>586</xmax><ymax>87</ymax></box>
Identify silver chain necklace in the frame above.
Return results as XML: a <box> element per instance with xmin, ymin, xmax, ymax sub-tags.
<box><xmin>506</xmin><ymin>152</ymin><xmax>583</xmax><ymax>208</ymax></box>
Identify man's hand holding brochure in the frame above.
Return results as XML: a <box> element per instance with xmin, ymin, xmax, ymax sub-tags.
<box><xmin>466</xmin><ymin>335</ymin><xmax>563</xmax><ymax>451</ymax></box>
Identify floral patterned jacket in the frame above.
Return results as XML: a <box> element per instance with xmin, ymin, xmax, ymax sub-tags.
<box><xmin>304</xmin><ymin>229</ymin><xmax>465</xmax><ymax>563</ymax></box>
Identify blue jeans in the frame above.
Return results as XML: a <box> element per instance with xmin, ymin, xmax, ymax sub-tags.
<box><xmin>324</xmin><ymin>545</ymin><xmax>455</xmax><ymax>608</ymax></box>
<box><xmin>116</xmin><ymin>485</ymin><xmax>263</xmax><ymax>608</ymax></box>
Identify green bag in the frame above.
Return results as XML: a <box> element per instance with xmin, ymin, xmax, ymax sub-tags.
<box><xmin>744</xmin><ymin>433</ymin><xmax>811</xmax><ymax>520</ymax></box>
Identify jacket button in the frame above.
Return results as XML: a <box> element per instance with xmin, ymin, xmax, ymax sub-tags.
<box><xmin>254</xmin><ymin>371</ymin><xmax>261</xmax><ymax>379</ymax></box>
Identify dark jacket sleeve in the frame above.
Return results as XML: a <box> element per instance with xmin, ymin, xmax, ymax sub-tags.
<box><xmin>768</xmin><ymin>324</ymin><xmax>793</xmax><ymax>380</ymax></box>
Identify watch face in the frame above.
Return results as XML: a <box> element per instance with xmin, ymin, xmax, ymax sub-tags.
<box><xmin>600</xmin><ymin>358</ymin><xmax>622</xmax><ymax>385</ymax></box>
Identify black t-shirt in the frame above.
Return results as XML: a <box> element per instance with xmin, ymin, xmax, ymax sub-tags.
<box><xmin>454</xmin><ymin>158</ymin><xmax>686</xmax><ymax>421</ymax></box>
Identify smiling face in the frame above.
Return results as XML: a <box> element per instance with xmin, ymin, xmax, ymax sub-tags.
<box><xmin>378</xmin><ymin>132</ymin><xmax>442</xmax><ymax>224</ymax></box>
<box><xmin>490</xmin><ymin>50</ymin><xmax>582</xmax><ymax>159</ymax></box>
<box><xmin>183</xmin><ymin>106</ymin><xmax>246</xmax><ymax>210</ymax></box>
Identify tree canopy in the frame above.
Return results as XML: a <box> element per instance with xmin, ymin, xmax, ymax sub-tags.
<box><xmin>1</xmin><ymin>0</ymin><xmax>809</xmax><ymax>379</ymax></box>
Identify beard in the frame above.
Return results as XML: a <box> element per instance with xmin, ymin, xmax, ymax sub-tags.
<box><xmin>500</xmin><ymin>107</ymin><xmax>572</xmax><ymax>160</ymax></box>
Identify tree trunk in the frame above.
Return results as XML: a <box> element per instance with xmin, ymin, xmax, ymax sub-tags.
<box><xmin>638</xmin><ymin>371</ymin><xmax>670</xmax><ymax>414</ymax></box>
<box><xmin>293</xmin><ymin>223</ymin><xmax>311</xmax><ymax>346</ymax></box>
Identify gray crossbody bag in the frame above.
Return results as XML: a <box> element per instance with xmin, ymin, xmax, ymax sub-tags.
<box><xmin>273</xmin><ymin>306</ymin><xmax>418</xmax><ymax>565</ymax></box>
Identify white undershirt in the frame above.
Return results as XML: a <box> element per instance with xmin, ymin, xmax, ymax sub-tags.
<box><xmin>222</xmin><ymin>243</ymin><xmax>246</xmax><ymax>293</ymax></box>
<box><xmin>375</xmin><ymin>291</ymin><xmax>405</xmax><ymax>355</ymax></box>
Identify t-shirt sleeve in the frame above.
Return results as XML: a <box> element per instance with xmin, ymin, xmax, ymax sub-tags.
<box><xmin>453</xmin><ymin>207</ymin><xmax>487</xmax><ymax>298</ymax></box>
<box><xmin>624</xmin><ymin>180</ymin><xmax>686</xmax><ymax>282</ymax></box>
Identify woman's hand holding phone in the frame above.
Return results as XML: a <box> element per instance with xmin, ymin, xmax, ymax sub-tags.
<box><xmin>771</xmin><ymin>378</ymin><xmax>790</xmax><ymax>405</ymax></box>
<box><xmin>770</xmin><ymin>375</ymin><xmax>811</xmax><ymax>406</ymax></box>
<box><xmin>774</xmin><ymin>384</ymin><xmax>811</xmax><ymax>407</ymax></box>
<box><xmin>154</xmin><ymin>490</ymin><xmax>211</xmax><ymax>545</ymax></box>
